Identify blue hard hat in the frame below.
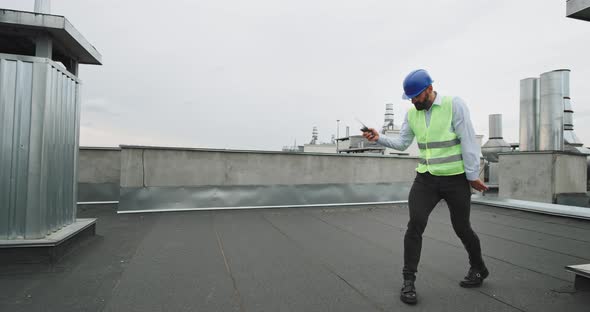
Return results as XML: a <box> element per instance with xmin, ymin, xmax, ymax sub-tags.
<box><xmin>402</xmin><ymin>69</ymin><xmax>434</xmax><ymax>100</ymax></box>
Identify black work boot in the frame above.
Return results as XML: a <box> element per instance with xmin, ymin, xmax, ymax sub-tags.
<box><xmin>400</xmin><ymin>280</ymin><xmax>417</xmax><ymax>304</ymax></box>
<box><xmin>459</xmin><ymin>266</ymin><xmax>489</xmax><ymax>288</ymax></box>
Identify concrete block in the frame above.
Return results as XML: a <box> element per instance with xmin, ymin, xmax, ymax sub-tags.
<box><xmin>499</xmin><ymin>153</ymin><xmax>553</xmax><ymax>203</ymax></box>
<box><xmin>499</xmin><ymin>152</ymin><xmax>588</xmax><ymax>203</ymax></box>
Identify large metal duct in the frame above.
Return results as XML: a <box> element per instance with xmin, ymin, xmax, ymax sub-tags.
<box><xmin>539</xmin><ymin>69</ymin><xmax>568</xmax><ymax>151</ymax></box>
<box><xmin>519</xmin><ymin>78</ymin><xmax>539</xmax><ymax>151</ymax></box>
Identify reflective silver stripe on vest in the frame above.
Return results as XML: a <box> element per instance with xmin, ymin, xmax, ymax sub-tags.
<box><xmin>417</xmin><ymin>138</ymin><xmax>461</xmax><ymax>149</ymax></box>
<box><xmin>419</xmin><ymin>154</ymin><xmax>463</xmax><ymax>165</ymax></box>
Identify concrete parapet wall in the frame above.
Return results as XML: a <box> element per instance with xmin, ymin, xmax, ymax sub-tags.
<box><xmin>118</xmin><ymin>145</ymin><xmax>419</xmax><ymax>212</ymax></box>
<box><xmin>120</xmin><ymin>146</ymin><xmax>418</xmax><ymax>187</ymax></box>
<box><xmin>77</xmin><ymin>147</ymin><xmax>120</xmax><ymax>202</ymax></box>
<box><xmin>79</xmin><ymin>147</ymin><xmax>121</xmax><ymax>183</ymax></box>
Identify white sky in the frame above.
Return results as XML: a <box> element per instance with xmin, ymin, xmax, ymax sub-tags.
<box><xmin>2</xmin><ymin>0</ymin><xmax>590</xmax><ymax>150</ymax></box>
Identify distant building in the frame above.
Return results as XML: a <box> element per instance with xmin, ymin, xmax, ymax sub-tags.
<box><xmin>282</xmin><ymin>139</ymin><xmax>304</xmax><ymax>152</ymax></box>
<box><xmin>337</xmin><ymin>135</ymin><xmax>384</xmax><ymax>154</ymax></box>
<box><xmin>303</xmin><ymin>126</ymin><xmax>337</xmax><ymax>153</ymax></box>
<box><xmin>304</xmin><ymin>144</ymin><xmax>337</xmax><ymax>153</ymax></box>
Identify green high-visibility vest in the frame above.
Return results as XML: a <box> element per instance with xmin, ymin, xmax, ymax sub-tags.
<box><xmin>407</xmin><ymin>96</ymin><xmax>465</xmax><ymax>176</ymax></box>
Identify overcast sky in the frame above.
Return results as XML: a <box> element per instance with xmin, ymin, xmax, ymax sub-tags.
<box><xmin>2</xmin><ymin>0</ymin><xmax>590</xmax><ymax>150</ymax></box>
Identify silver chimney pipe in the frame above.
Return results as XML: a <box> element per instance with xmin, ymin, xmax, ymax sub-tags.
<box><xmin>481</xmin><ymin>114</ymin><xmax>511</xmax><ymax>186</ymax></box>
<box><xmin>34</xmin><ymin>0</ymin><xmax>51</xmax><ymax>13</ymax></box>
<box><xmin>489</xmin><ymin>114</ymin><xmax>502</xmax><ymax>138</ymax></box>
<box><xmin>519</xmin><ymin>78</ymin><xmax>539</xmax><ymax>151</ymax></box>
<box><xmin>345</xmin><ymin>126</ymin><xmax>350</xmax><ymax>138</ymax></box>
<box><xmin>539</xmin><ymin>69</ymin><xmax>568</xmax><ymax>151</ymax></box>
<box><xmin>482</xmin><ymin>114</ymin><xmax>511</xmax><ymax>163</ymax></box>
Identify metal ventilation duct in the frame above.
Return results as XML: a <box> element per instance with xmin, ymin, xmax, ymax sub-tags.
<box><xmin>563</xmin><ymin>98</ymin><xmax>586</xmax><ymax>154</ymax></box>
<box><xmin>539</xmin><ymin>69</ymin><xmax>568</xmax><ymax>151</ymax></box>
<box><xmin>481</xmin><ymin>114</ymin><xmax>511</xmax><ymax>163</ymax></box>
<box><xmin>519</xmin><ymin>78</ymin><xmax>539</xmax><ymax>151</ymax></box>
<box><xmin>481</xmin><ymin>114</ymin><xmax>511</xmax><ymax>186</ymax></box>
<box><xmin>34</xmin><ymin>0</ymin><xmax>51</xmax><ymax>13</ymax></box>
<box><xmin>489</xmin><ymin>114</ymin><xmax>502</xmax><ymax>138</ymax></box>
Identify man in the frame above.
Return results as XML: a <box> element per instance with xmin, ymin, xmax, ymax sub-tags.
<box><xmin>362</xmin><ymin>69</ymin><xmax>489</xmax><ymax>305</ymax></box>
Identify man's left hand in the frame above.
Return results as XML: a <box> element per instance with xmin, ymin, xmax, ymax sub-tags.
<box><xmin>469</xmin><ymin>179</ymin><xmax>489</xmax><ymax>192</ymax></box>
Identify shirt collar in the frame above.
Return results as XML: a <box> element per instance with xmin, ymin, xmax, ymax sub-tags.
<box><xmin>432</xmin><ymin>92</ymin><xmax>442</xmax><ymax>106</ymax></box>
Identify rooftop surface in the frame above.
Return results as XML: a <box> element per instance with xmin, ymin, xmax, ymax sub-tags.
<box><xmin>1</xmin><ymin>202</ymin><xmax>589</xmax><ymax>311</ymax></box>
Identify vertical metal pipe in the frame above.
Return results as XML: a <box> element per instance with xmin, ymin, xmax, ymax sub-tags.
<box><xmin>336</xmin><ymin>120</ymin><xmax>340</xmax><ymax>153</ymax></box>
<box><xmin>539</xmin><ymin>70</ymin><xmax>568</xmax><ymax>151</ymax></box>
<box><xmin>34</xmin><ymin>0</ymin><xmax>51</xmax><ymax>14</ymax></box>
<box><xmin>519</xmin><ymin>78</ymin><xmax>539</xmax><ymax>151</ymax></box>
<box><xmin>489</xmin><ymin>114</ymin><xmax>503</xmax><ymax>138</ymax></box>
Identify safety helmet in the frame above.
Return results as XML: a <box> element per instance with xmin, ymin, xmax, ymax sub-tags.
<box><xmin>402</xmin><ymin>69</ymin><xmax>434</xmax><ymax>100</ymax></box>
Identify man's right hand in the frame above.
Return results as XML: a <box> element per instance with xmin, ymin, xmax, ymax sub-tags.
<box><xmin>469</xmin><ymin>179</ymin><xmax>489</xmax><ymax>192</ymax></box>
<box><xmin>362</xmin><ymin>128</ymin><xmax>379</xmax><ymax>142</ymax></box>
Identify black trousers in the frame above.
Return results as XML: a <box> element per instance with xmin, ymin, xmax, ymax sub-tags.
<box><xmin>403</xmin><ymin>172</ymin><xmax>485</xmax><ymax>280</ymax></box>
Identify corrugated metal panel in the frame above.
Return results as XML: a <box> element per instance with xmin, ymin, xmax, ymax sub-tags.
<box><xmin>0</xmin><ymin>54</ymin><xmax>81</xmax><ymax>239</ymax></box>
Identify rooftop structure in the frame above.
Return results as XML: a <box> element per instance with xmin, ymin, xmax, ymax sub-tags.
<box><xmin>1</xmin><ymin>1</ymin><xmax>101</xmax><ymax>253</ymax></box>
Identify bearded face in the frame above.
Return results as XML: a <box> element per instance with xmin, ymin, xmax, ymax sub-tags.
<box><xmin>411</xmin><ymin>87</ymin><xmax>434</xmax><ymax>111</ymax></box>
